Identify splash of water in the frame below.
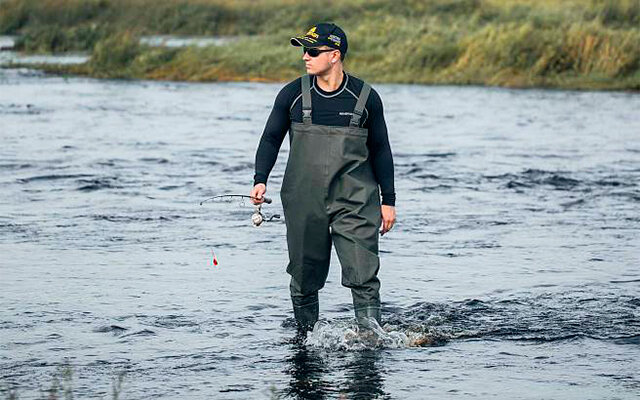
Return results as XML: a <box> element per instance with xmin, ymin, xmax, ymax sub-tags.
<box><xmin>304</xmin><ymin>318</ymin><xmax>451</xmax><ymax>350</ymax></box>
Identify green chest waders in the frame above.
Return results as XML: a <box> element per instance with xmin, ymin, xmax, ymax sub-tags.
<box><xmin>280</xmin><ymin>75</ymin><xmax>382</xmax><ymax>330</ymax></box>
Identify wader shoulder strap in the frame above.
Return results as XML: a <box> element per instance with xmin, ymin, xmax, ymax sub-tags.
<box><xmin>350</xmin><ymin>82</ymin><xmax>371</xmax><ymax>127</ymax></box>
<box><xmin>301</xmin><ymin>75</ymin><xmax>312</xmax><ymax>125</ymax></box>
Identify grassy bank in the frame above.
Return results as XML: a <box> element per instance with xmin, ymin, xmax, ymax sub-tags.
<box><xmin>1</xmin><ymin>0</ymin><xmax>639</xmax><ymax>89</ymax></box>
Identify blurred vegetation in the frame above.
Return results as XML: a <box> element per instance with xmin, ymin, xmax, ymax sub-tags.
<box><xmin>1</xmin><ymin>363</ymin><xmax>126</xmax><ymax>400</ymax></box>
<box><xmin>1</xmin><ymin>0</ymin><xmax>639</xmax><ymax>89</ymax></box>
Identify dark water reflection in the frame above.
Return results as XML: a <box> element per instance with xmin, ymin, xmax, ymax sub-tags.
<box><xmin>285</xmin><ymin>343</ymin><xmax>386</xmax><ymax>400</ymax></box>
<box><xmin>342</xmin><ymin>351</ymin><xmax>386</xmax><ymax>399</ymax></box>
<box><xmin>285</xmin><ymin>343</ymin><xmax>331</xmax><ymax>399</ymax></box>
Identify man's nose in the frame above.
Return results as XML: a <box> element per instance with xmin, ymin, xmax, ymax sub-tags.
<box><xmin>302</xmin><ymin>52</ymin><xmax>311</xmax><ymax>61</ymax></box>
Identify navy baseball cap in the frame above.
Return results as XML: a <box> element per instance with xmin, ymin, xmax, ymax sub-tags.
<box><xmin>290</xmin><ymin>23</ymin><xmax>348</xmax><ymax>57</ymax></box>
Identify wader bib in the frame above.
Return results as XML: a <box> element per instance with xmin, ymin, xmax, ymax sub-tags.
<box><xmin>280</xmin><ymin>74</ymin><xmax>382</xmax><ymax>329</ymax></box>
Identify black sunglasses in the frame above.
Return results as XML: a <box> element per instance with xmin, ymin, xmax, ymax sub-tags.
<box><xmin>303</xmin><ymin>47</ymin><xmax>336</xmax><ymax>57</ymax></box>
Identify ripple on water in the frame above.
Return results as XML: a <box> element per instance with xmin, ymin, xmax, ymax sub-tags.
<box><xmin>76</xmin><ymin>177</ymin><xmax>122</xmax><ymax>191</ymax></box>
<box><xmin>17</xmin><ymin>174</ymin><xmax>94</xmax><ymax>183</ymax></box>
<box><xmin>92</xmin><ymin>325</ymin><xmax>128</xmax><ymax>336</ymax></box>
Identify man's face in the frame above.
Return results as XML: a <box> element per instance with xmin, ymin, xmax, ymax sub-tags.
<box><xmin>302</xmin><ymin>46</ymin><xmax>340</xmax><ymax>75</ymax></box>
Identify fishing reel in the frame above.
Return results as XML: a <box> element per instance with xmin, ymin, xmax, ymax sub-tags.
<box><xmin>252</xmin><ymin>202</ymin><xmax>281</xmax><ymax>227</ymax></box>
<box><xmin>252</xmin><ymin>204</ymin><xmax>265</xmax><ymax>227</ymax></box>
<box><xmin>200</xmin><ymin>194</ymin><xmax>280</xmax><ymax>227</ymax></box>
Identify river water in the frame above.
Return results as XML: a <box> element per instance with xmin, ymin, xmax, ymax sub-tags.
<box><xmin>0</xmin><ymin>67</ymin><xmax>638</xmax><ymax>399</ymax></box>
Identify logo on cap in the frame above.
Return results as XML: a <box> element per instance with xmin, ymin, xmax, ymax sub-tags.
<box><xmin>306</xmin><ymin>27</ymin><xmax>319</xmax><ymax>39</ymax></box>
<box><xmin>328</xmin><ymin>34</ymin><xmax>341</xmax><ymax>46</ymax></box>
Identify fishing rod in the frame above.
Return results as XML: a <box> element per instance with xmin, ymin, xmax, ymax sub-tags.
<box><xmin>199</xmin><ymin>194</ymin><xmax>272</xmax><ymax>205</ymax></box>
<box><xmin>199</xmin><ymin>194</ymin><xmax>279</xmax><ymax>227</ymax></box>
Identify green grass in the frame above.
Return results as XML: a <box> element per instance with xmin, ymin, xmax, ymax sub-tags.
<box><xmin>1</xmin><ymin>0</ymin><xmax>639</xmax><ymax>89</ymax></box>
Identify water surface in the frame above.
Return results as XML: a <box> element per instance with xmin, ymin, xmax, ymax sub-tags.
<box><xmin>0</xmin><ymin>67</ymin><xmax>638</xmax><ymax>399</ymax></box>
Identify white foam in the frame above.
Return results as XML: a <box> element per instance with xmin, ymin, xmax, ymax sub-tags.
<box><xmin>304</xmin><ymin>318</ymin><xmax>444</xmax><ymax>350</ymax></box>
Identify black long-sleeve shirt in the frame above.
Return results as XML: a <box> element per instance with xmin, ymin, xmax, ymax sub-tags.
<box><xmin>254</xmin><ymin>71</ymin><xmax>396</xmax><ymax>206</ymax></box>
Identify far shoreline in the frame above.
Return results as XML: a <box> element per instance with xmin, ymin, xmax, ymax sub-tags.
<box><xmin>3</xmin><ymin>62</ymin><xmax>639</xmax><ymax>93</ymax></box>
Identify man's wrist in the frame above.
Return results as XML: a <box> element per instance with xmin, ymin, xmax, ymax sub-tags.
<box><xmin>253</xmin><ymin>173</ymin><xmax>267</xmax><ymax>187</ymax></box>
<box><xmin>381</xmin><ymin>192</ymin><xmax>396</xmax><ymax>207</ymax></box>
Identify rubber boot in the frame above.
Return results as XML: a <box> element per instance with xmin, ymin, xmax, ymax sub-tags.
<box><xmin>354</xmin><ymin>305</ymin><xmax>381</xmax><ymax>330</ymax></box>
<box><xmin>291</xmin><ymin>293</ymin><xmax>319</xmax><ymax>333</ymax></box>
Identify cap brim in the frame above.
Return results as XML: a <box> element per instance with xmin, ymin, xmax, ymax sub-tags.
<box><xmin>290</xmin><ymin>37</ymin><xmax>321</xmax><ymax>47</ymax></box>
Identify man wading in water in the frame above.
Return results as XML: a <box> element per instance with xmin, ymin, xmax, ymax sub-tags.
<box><xmin>251</xmin><ymin>23</ymin><xmax>396</xmax><ymax>332</ymax></box>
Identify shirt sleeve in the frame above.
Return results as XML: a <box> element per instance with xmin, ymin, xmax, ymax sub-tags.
<box><xmin>365</xmin><ymin>88</ymin><xmax>396</xmax><ymax>206</ymax></box>
<box><xmin>253</xmin><ymin>82</ymin><xmax>296</xmax><ymax>186</ymax></box>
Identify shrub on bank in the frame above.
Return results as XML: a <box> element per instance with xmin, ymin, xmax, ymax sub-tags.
<box><xmin>88</xmin><ymin>32</ymin><xmax>140</xmax><ymax>77</ymax></box>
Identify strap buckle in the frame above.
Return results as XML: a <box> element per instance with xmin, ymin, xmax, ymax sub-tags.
<box><xmin>302</xmin><ymin>108</ymin><xmax>312</xmax><ymax>122</ymax></box>
<box><xmin>349</xmin><ymin>109</ymin><xmax>363</xmax><ymax>127</ymax></box>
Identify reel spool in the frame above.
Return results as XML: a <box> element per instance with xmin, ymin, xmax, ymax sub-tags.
<box><xmin>252</xmin><ymin>204</ymin><xmax>265</xmax><ymax>227</ymax></box>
